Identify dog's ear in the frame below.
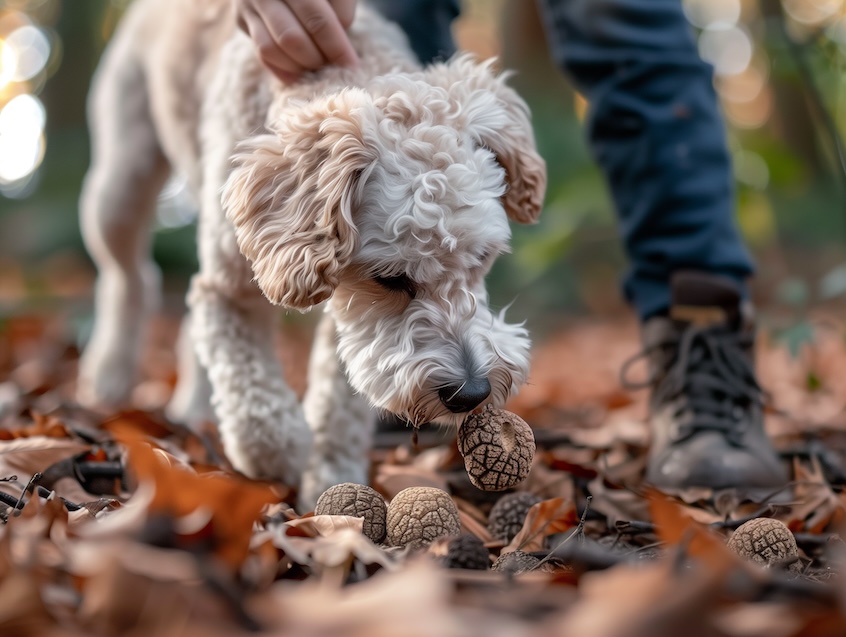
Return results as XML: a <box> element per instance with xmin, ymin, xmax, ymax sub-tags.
<box><xmin>422</xmin><ymin>55</ymin><xmax>546</xmax><ymax>224</ymax></box>
<box><xmin>222</xmin><ymin>88</ymin><xmax>375</xmax><ymax>309</ymax></box>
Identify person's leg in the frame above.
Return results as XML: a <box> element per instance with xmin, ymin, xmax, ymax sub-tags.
<box><xmin>534</xmin><ymin>0</ymin><xmax>786</xmax><ymax>494</ymax></box>
<box><xmin>534</xmin><ymin>0</ymin><xmax>754</xmax><ymax>320</ymax></box>
<box><xmin>368</xmin><ymin>0</ymin><xmax>460</xmax><ymax>65</ymax></box>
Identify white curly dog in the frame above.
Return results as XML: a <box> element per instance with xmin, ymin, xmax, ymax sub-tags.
<box><xmin>77</xmin><ymin>0</ymin><xmax>546</xmax><ymax>507</ymax></box>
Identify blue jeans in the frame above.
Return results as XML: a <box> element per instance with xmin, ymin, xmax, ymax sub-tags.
<box><xmin>368</xmin><ymin>0</ymin><xmax>460</xmax><ymax>64</ymax></box>
<box><xmin>373</xmin><ymin>0</ymin><xmax>755</xmax><ymax>320</ymax></box>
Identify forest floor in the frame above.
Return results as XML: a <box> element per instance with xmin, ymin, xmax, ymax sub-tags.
<box><xmin>2</xmin><ymin>305</ymin><xmax>846</xmax><ymax>637</ymax></box>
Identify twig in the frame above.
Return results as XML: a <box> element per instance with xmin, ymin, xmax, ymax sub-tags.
<box><xmin>535</xmin><ymin>496</ymin><xmax>593</xmax><ymax>571</ymax></box>
<box><xmin>12</xmin><ymin>473</ymin><xmax>42</xmax><ymax>517</ymax></box>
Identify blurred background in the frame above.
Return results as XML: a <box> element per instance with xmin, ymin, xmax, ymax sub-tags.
<box><xmin>1</xmin><ymin>0</ymin><xmax>845</xmax><ymax>340</ymax></box>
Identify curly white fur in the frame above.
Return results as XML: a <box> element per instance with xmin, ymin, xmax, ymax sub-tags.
<box><xmin>76</xmin><ymin>0</ymin><xmax>546</xmax><ymax>508</ymax></box>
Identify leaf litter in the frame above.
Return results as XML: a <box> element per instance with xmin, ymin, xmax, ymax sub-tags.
<box><xmin>2</xmin><ymin>312</ymin><xmax>846</xmax><ymax>636</ymax></box>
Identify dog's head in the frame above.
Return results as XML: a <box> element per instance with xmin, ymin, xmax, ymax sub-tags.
<box><xmin>222</xmin><ymin>55</ymin><xmax>546</xmax><ymax>425</ymax></box>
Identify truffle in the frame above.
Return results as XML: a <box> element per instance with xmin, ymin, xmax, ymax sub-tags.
<box><xmin>491</xmin><ymin>550</ymin><xmax>541</xmax><ymax>575</ymax></box>
<box><xmin>457</xmin><ymin>405</ymin><xmax>535</xmax><ymax>492</ymax></box>
<box><xmin>726</xmin><ymin>518</ymin><xmax>802</xmax><ymax>574</ymax></box>
<box><xmin>314</xmin><ymin>482</ymin><xmax>388</xmax><ymax>544</ymax></box>
<box><xmin>488</xmin><ymin>492</ymin><xmax>543</xmax><ymax>543</ymax></box>
<box><xmin>429</xmin><ymin>533</ymin><xmax>490</xmax><ymax>570</ymax></box>
<box><xmin>386</xmin><ymin>486</ymin><xmax>461</xmax><ymax>550</ymax></box>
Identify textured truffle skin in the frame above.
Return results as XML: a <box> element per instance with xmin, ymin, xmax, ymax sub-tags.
<box><xmin>386</xmin><ymin>487</ymin><xmax>461</xmax><ymax>550</ymax></box>
<box><xmin>488</xmin><ymin>492</ymin><xmax>542</xmax><ymax>543</ymax></box>
<box><xmin>437</xmin><ymin>534</ymin><xmax>491</xmax><ymax>570</ymax></box>
<box><xmin>726</xmin><ymin>518</ymin><xmax>802</xmax><ymax>574</ymax></box>
<box><xmin>457</xmin><ymin>406</ymin><xmax>536</xmax><ymax>491</ymax></box>
<box><xmin>314</xmin><ymin>483</ymin><xmax>388</xmax><ymax>544</ymax></box>
<box><xmin>491</xmin><ymin>550</ymin><xmax>540</xmax><ymax>574</ymax></box>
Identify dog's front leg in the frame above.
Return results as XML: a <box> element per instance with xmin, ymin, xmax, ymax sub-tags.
<box><xmin>300</xmin><ymin>312</ymin><xmax>373</xmax><ymax>509</ymax></box>
<box><xmin>187</xmin><ymin>39</ymin><xmax>312</xmax><ymax>489</ymax></box>
<box><xmin>188</xmin><ymin>276</ymin><xmax>312</xmax><ymax>487</ymax></box>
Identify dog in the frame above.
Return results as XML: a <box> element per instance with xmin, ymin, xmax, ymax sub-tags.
<box><xmin>76</xmin><ymin>0</ymin><xmax>546</xmax><ymax>507</ymax></box>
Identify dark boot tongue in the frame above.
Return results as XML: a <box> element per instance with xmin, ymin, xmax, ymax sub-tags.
<box><xmin>669</xmin><ymin>271</ymin><xmax>742</xmax><ymax>326</ymax></box>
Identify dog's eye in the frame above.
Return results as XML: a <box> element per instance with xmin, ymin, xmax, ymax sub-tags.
<box><xmin>373</xmin><ymin>274</ymin><xmax>417</xmax><ymax>298</ymax></box>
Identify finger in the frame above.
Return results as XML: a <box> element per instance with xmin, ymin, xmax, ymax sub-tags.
<box><xmin>328</xmin><ymin>0</ymin><xmax>357</xmax><ymax>30</ymax></box>
<box><xmin>241</xmin><ymin>9</ymin><xmax>304</xmax><ymax>82</ymax></box>
<box><xmin>255</xmin><ymin>0</ymin><xmax>326</xmax><ymax>72</ymax></box>
<box><xmin>286</xmin><ymin>0</ymin><xmax>359</xmax><ymax>68</ymax></box>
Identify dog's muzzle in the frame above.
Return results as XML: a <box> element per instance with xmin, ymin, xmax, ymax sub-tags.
<box><xmin>438</xmin><ymin>377</ymin><xmax>491</xmax><ymax>413</ymax></box>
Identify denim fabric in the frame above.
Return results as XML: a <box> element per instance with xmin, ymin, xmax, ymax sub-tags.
<box><xmin>534</xmin><ymin>0</ymin><xmax>754</xmax><ymax>318</ymax></box>
<box><xmin>367</xmin><ymin>0</ymin><xmax>460</xmax><ymax>64</ymax></box>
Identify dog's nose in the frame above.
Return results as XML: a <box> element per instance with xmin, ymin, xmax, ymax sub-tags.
<box><xmin>438</xmin><ymin>378</ymin><xmax>491</xmax><ymax>413</ymax></box>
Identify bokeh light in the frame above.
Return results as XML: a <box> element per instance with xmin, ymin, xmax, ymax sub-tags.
<box><xmin>0</xmin><ymin>93</ymin><xmax>46</xmax><ymax>187</ymax></box>
<box><xmin>683</xmin><ymin>0</ymin><xmax>742</xmax><ymax>29</ymax></box>
<box><xmin>0</xmin><ymin>38</ymin><xmax>19</xmax><ymax>86</ymax></box>
<box><xmin>783</xmin><ymin>0</ymin><xmax>843</xmax><ymax>26</ymax></box>
<box><xmin>698</xmin><ymin>24</ymin><xmax>754</xmax><ymax>76</ymax></box>
<box><xmin>4</xmin><ymin>24</ymin><xmax>49</xmax><ymax>81</ymax></box>
<box><xmin>0</xmin><ymin>3</ymin><xmax>56</xmax><ymax>198</ymax></box>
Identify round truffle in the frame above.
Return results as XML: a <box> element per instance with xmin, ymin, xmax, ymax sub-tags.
<box><xmin>386</xmin><ymin>486</ymin><xmax>461</xmax><ymax>550</ymax></box>
<box><xmin>726</xmin><ymin>518</ymin><xmax>802</xmax><ymax>574</ymax></box>
<box><xmin>488</xmin><ymin>492</ymin><xmax>543</xmax><ymax>543</ymax></box>
<box><xmin>429</xmin><ymin>534</ymin><xmax>490</xmax><ymax>570</ymax></box>
<box><xmin>457</xmin><ymin>406</ymin><xmax>535</xmax><ymax>492</ymax></box>
<box><xmin>491</xmin><ymin>550</ymin><xmax>541</xmax><ymax>575</ymax></box>
<box><xmin>314</xmin><ymin>482</ymin><xmax>388</xmax><ymax>544</ymax></box>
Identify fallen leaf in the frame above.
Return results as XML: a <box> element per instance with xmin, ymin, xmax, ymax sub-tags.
<box><xmin>504</xmin><ymin>497</ymin><xmax>578</xmax><ymax>553</ymax></box>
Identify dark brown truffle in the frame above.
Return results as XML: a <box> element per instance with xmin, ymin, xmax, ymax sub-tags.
<box><xmin>491</xmin><ymin>550</ymin><xmax>541</xmax><ymax>575</ymax></box>
<box><xmin>429</xmin><ymin>533</ymin><xmax>490</xmax><ymax>570</ymax></box>
<box><xmin>488</xmin><ymin>492</ymin><xmax>542</xmax><ymax>543</ymax></box>
<box><xmin>457</xmin><ymin>405</ymin><xmax>535</xmax><ymax>491</ymax></box>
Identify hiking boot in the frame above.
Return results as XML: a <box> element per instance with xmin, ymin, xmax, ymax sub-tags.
<box><xmin>622</xmin><ymin>271</ymin><xmax>787</xmax><ymax>495</ymax></box>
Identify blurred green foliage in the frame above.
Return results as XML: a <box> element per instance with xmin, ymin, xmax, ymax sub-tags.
<box><xmin>1</xmin><ymin>0</ymin><xmax>845</xmax><ymax>332</ymax></box>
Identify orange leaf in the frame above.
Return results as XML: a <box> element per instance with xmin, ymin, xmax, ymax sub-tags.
<box><xmin>99</xmin><ymin>410</ymin><xmax>175</xmax><ymax>440</ymax></box>
<box><xmin>646</xmin><ymin>489</ymin><xmax>726</xmax><ymax>559</ymax></box>
<box><xmin>113</xmin><ymin>424</ymin><xmax>279</xmax><ymax>570</ymax></box>
<box><xmin>504</xmin><ymin>497</ymin><xmax>578</xmax><ymax>553</ymax></box>
<box><xmin>0</xmin><ymin>412</ymin><xmax>71</xmax><ymax>440</ymax></box>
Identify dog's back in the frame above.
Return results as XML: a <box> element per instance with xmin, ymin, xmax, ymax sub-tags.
<box><xmin>92</xmin><ymin>0</ymin><xmax>235</xmax><ymax>183</ymax></box>
<box><xmin>94</xmin><ymin>0</ymin><xmax>418</xmax><ymax>186</ymax></box>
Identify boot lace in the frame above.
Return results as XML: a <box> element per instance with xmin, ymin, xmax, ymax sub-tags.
<box><xmin>621</xmin><ymin>323</ymin><xmax>762</xmax><ymax>446</ymax></box>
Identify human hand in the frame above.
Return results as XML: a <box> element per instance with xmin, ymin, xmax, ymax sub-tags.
<box><xmin>236</xmin><ymin>0</ymin><xmax>359</xmax><ymax>82</ymax></box>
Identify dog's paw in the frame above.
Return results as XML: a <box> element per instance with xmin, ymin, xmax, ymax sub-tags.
<box><xmin>76</xmin><ymin>349</ymin><xmax>137</xmax><ymax>409</ymax></box>
<box><xmin>217</xmin><ymin>407</ymin><xmax>313</xmax><ymax>488</ymax></box>
<box><xmin>165</xmin><ymin>381</ymin><xmax>215</xmax><ymax>431</ymax></box>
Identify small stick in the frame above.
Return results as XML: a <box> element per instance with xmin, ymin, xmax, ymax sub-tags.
<box><xmin>12</xmin><ymin>472</ymin><xmax>42</xmax><ymax>517</ymax></box>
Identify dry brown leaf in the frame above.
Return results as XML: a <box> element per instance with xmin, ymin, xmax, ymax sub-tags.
<box><xmin>0</xmin><ymin>411</ymin><xmax>71</xmax><ymax>441</ymax></box>
<box><xmin>551</xmin><ymin>557</ymin><xmax>730</xmax><ymax>637</ymax></box>
<box><xmin>503</xmin><ymin>497</ymin><xmax>578</xmax><ymax>553</ymax></box>
<box><xmin>0</xmin><ymin>569</ymin><xmax>58</xmax><ymax>637</ymax></box>
<box><xmin>0</xmin><ymin>438</ymin><xmax>91</xmax><ymax>499</ymax></box>
<box><xmin>308</xmin><ymin>528</ymin><xmax>395</xmax><ymax>571</ymax></box>
<box><xmin>75</xmin><ymin>553</ymin><xmax>236</xmax><ymax>637</ymax></box>
<box><xmin>115</xmin><ymin>426</ymin><xmax>279</xmax><ymax>570</ymax></box>
<box><xmin>261</xmin><ymin>559</ymin><xmax>465</xmax><ymax>637</ymax></box>
<box><xmin>284</xmin><ymin>514</ymin><xmax>364</xmax><ymax>538</ymax></box>
<box><xmin>99</xmin><ymin>409</ymin><xmax>176</xmax><ymax>440</ymax></box>
<box><xmin>647</xmin><ymin>489</ymin><xmax>728</xmax><ymax>559</ymax></box>
<box><xmin>374</xmin><ymin>464</ymin><xmax>450</xmax><ymax>500</ymax></box>
<box><xmin>457</xmin><ymin>509</ymin><xmax>493</xmax><ymax>544</ymax></box>
<box><xmin>787</xmin><ymin>456</ymin><xmax>844</xmax><ymax>533</ymax></box>
<box><xmin>586</xmin><ymin>477</ymin><xmax>651</xmax><ymax>526</ymax></box>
